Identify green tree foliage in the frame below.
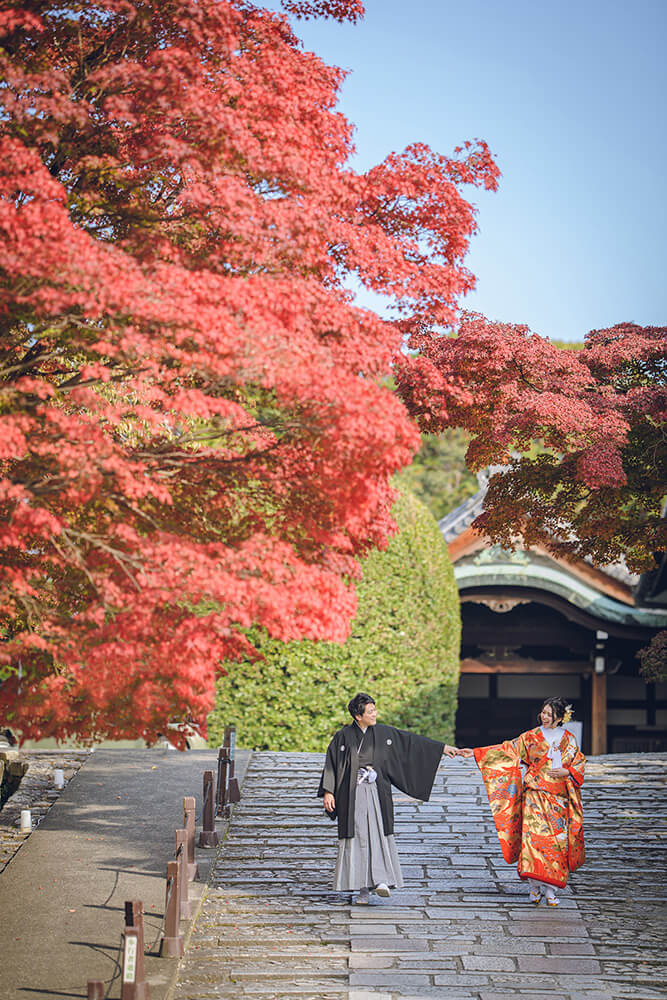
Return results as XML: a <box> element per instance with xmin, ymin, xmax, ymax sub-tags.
<box><xmin>209</xmin><ymin>488</ymin><xmax>461</xmax><ymax>750</ymax></box>
<box><xmin>547</xmin><ymin>340</ymin><xmax>584</xmax><ymax>351</ymax></box>
<box><xmin>395</xmin><ymin>430</ymin><xmax>479</xmax><ymax>521</ymax></box>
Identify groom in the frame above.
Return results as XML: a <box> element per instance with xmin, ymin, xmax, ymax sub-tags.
<box><xmin>318</xmin><ymin>692</ymin><xmax>458</xmax><ymax>903</ymax></box>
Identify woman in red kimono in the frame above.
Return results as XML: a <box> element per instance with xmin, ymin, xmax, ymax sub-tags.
<box><xmin>461</xmin><ymin>696</ymin><xmax>585</xmax><ymax>907</ymax></box>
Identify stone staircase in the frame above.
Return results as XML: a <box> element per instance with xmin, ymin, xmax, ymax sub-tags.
<box><xmin>172</xmin><ymin>751</ymin><xmax>667</xmax><ymax>1000</ymax></box>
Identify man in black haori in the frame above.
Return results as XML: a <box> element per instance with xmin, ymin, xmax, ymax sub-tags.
<box><xmin>318</xmin><ymin>692</ymin><xmax>458</xmax><ymax>904</ymax></box>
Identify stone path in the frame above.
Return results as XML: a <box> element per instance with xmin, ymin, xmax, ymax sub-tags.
<box><xmin>0</xmin><ymin>748</ymin><xmax>250</xmax><ymax>1000</ymax></box>
<box><xmin>570</xmin><ymin>755</ymin><xmax>667</xmax><ymax>999</ymax></box>
<box><xmin>172</xmin><ymin>752</ymin><xmax>667</xmax><ymax>1000</ymax></box>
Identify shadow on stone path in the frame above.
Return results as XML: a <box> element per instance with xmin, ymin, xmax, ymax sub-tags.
<box><xmin>171</xmin><ymin>752</ymin><xmax>667</xmax><ymax>1000</ymax></box>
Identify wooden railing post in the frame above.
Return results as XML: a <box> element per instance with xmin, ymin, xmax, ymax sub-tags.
<box><xmin>183</xmin><ymin>796</ymin><xmax>198</xmax><ymax>881</ymax></box>
<box><xmin>175</xmin><ymin>828</ymin><xmax>192</xmax><ymax>920</ymax></box>
<box><xmin>198</xmin><ymin>770</ymin><xmax>218</xmax><ymax>848</ymax></box>
<box><xmin>159</xmin><ymin>861</ymin><xmax>184</xmax><ymax>958</ymax></box>
<box><xmin>122</xmin><ymin>901</ymin><xmax>149</xmax><ymax>1000</ymax></box>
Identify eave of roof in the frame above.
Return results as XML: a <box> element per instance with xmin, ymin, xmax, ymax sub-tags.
<box><xmin>448</xmin><ymin>525</ymin><xmax>635</xmax><ymax>606</ymax></box>
<box><xmin>454</xmin><ymin>556</ymin><xmax>667</xmax><ymax>630</ymax></box>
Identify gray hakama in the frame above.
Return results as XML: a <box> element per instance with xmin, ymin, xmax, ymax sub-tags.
<box><xmin>333</xmin><ymin>779</ymin><xmax>404</xmax><ymax>891</ymax></box>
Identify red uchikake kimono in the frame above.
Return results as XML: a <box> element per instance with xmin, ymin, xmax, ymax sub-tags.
<box><xmin>474</xmin><ymin>727</ymin><xmax>586</xmax><ymax>889</ymax></box>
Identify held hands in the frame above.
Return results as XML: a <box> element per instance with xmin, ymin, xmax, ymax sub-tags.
<box><xmin>442</xmin><ymin>746</ymin><xmax>476</xmax><ymax>759</ymax></box>
<box><xmin>547</xmin><ymin>767</ymin><xmax>569</xmax><ymax>779</ymax></box>
<box><xmin>323</xmin><ymin>791</ymin><xmax>335</xmax><ymax>813</ymax></box>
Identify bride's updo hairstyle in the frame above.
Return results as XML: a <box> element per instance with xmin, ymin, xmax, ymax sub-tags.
<box><xmin>538</xmin><ymin>696</ymin><xmax>569</xmax><ymax>726</ymax></box>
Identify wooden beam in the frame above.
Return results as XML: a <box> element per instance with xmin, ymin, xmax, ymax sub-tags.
<box><xmin>591</xmin><ymin>671</ymin><xmax>607</xmax><ymax>755</ymax></box>
<box><xmin>460</xmin><ymin>657</ymin><xmax>592</xmax><ymax>675</ymax></box>
<box><xmin>459</xmin><ymin>619</ymin><xmax>592</xmax><ymax>653</ymax></box>
<box><xmin>460</xmin><ymin>587</ymin><xmax>654</xmax><ymax>640</ymax></box>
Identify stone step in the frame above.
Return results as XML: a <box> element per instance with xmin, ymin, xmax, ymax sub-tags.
<box><xmin>171</xmin><ymin>750</ymin><xmax>667</xmax><ymax>1000</ymax></box>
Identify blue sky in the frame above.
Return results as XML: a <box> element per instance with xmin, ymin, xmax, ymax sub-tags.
<box><xmin>275</xmin><ymin>0</ymin><xmax>666</xmax><ymax>342</ymax></box>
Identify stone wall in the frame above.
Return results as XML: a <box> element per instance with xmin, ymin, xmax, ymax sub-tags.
<box><xmin>0</xmin><ymin>749</ymin><xmax>29</xmax><ymax>809</ymax></box>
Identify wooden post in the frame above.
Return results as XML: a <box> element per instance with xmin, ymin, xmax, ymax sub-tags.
<box><xmin>215</xmin><ymin>742</ymin><xmax>229</xmax><ymax>817</ymax></box>
<box><xmin>160</xmin><ymin>861</ymin><xmax>184</xmax><ymax>958</ymax></box>
<box><xmin>88</xmin><ymin>983</ymin><xmax>104</xmax><ymax>1000</ymax></box>
<box><xmin>175</xmin><ymin>828</ymin><xmax>192</xmax><ymax>920</ymax></box>
<box><xmin>227</xmin><ymin>724</ymin><xmax>240</xmax><ymax>805</ymax></box>
<box><xmin>592</xmin><ymin>670</ymin><xmax>607</xmax><ymax>755</ymax></box>
<box><xmin>124</xmin><ymin>901</ymin><xmax>149</xmax><ymax>1000</ymax></box>
<box><xmin>121</xmin><ymin>927</ymin><xmax>140</xmax><ymax>1000</ymax></box>
<box><xmin>198</xmin><ymin>770</ymin><xmax>218</xmax><ymax>848</ymax></box>
<box><xmin>183</xmin><ymin>796</ymin><xmax>198</xmax><ymax>881</ymax></box>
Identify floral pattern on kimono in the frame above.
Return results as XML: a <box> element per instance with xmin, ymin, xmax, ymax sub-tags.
<box><xmin>474</xmin><ymin>727</ymin><xmax>585</xmax><ymax>889</ymax></box>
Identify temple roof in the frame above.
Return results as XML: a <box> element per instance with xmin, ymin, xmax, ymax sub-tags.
<box><xmin>439</xmin><ymin>480</ymin><xmax>667</xmax><ymax>631</ymax></box>
<box><xmin>438</xmin><ymin>487</ymin><xmax>485</xmax><ymax>544</ymax></box>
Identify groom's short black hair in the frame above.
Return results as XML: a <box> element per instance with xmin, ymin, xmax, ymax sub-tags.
<box><xmin>348</xmin><ymin>692</ymin><xmax>375</xmax><ymax>719</ymax></box>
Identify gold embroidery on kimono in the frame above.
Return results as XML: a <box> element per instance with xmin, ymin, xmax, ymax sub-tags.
<box><xmin>474</xmin><ymin>727</ymin><xmax>585</xmax><ymax>888</ymax></box>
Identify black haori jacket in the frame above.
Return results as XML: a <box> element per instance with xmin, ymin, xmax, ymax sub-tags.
<box><xmin>318</xmin><ymin>722</ymin><xmax>445</xmax><ymax>839</ymax></box>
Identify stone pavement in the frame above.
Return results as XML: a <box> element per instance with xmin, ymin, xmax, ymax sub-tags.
<box><xmin>171</xmin><ymin>752</ymin><xmax>667</xmax><ymax>1000</ymax></box>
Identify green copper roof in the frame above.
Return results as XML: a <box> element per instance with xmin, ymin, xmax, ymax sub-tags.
<box><xmin>455</xmin><ymin>548</ymin><xmax>667</xmax><ymax>629</ymax></box>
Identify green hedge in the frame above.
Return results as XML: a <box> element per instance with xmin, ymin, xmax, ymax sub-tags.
<box><xmin>208</xmin><ymin>487</ymin><xmax>461</xmax><ymax>750</ymax></box>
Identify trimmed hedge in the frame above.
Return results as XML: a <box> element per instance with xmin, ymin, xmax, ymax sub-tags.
<box><xmin>208</xmin><ymin>487</ymin><xmax>461</xmax><ymax>750</ymax></box>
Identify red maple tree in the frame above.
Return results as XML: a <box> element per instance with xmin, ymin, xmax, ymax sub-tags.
<box><xmin>397</xmin><ymin>314</ymin><xmax>667</xmax><ymax>572</ymax></box>
<box><xmin>0</xmin><ymin>0</ymin><xmax>499</xmax><ymax>742</ymax></box>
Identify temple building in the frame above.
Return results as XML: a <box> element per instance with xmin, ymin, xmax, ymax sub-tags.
<box><xmin>440</xmin><ymin>477</ymin><xmax>667</xmax><ymax>755</ymax></box>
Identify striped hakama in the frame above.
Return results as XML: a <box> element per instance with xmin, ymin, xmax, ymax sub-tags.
<box><xmin>333</xmin><ymin>778</ymin><xmax>403</xmax><ymax>891</ymax></box>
